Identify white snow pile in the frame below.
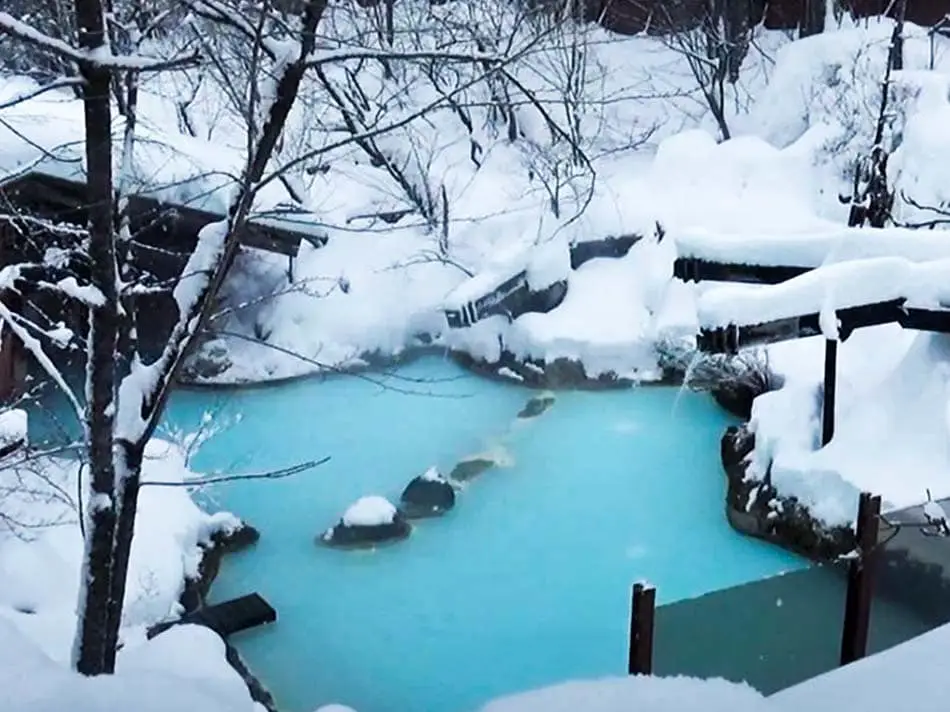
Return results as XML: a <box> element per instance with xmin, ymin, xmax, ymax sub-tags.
<box><xmin>420</xmin><ymin>466</ymin><xmax>446</xmax><ymax>483</ymax></box>
<box><xmin>1</xmin><ymin>618</ymin><xmax>258</xmax><ymax>712</ymax></box>
<box><xmin>673</xmin><ymin>225</ymin><xmax>950</xmax><ymax>269</ymax></box>
<box><xmin>740</xmin><ymin>19</ymin><xmax>950</xmax><ymax>223</ymax></box>
<box><xmin>748</xmin><ymin>330</ymin><xmax>950</xmax><ymax>526</ymax></box>
<box><xmin>340</xmin><ymin>496</ymin><xmax>398</xmax><ymax>528</ymax></box>
<box><xmin>771</xmin><ymin>619</ymin><xmax>950</xmax><ymax>712</ymax></box>
<box><xmin>696</xmin><ymin>256</ymin><xmax>950</xmax><ymax>330</ymax></box>
<box><xmin>0</xmin><ymin>406</ymin><xmax>27</xmax><ymax>445</ymax></box>
<box><xmin>0</xmin><ymin>438</ymin><xmax>243</xmax><ymax>641</ymax></box>
<box><xmin>477</xmin><ymin>676</ymin><xmax>771</xmax><ymax>712</ymax></box>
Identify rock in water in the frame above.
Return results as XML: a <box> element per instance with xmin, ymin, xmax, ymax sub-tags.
<box><xmin>320</xmin><ymin>496</ymin><xmax>411</xmax><ymax>549</ymax></box>
<box><xmin>400</xmin><ymin>467</ymin><xmax>456</xmax><ymax>518</ymax></box>
<box><xmin>448</xmin><ymin>457</ymin><xmax>496</xmax><ymax>482</ymax></box>
<box><xmin>517</xmin><ymin>392</ymin><xmax>556</xmax><ymax>419</ymax></box>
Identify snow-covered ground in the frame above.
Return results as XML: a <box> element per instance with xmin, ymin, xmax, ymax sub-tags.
<box><xmin>0</xmin><ymin>415</ymin><xmax>258</xmax><ymax>712</ymax></box>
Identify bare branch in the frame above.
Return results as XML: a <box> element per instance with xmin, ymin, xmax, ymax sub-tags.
<box><xmin>0</xmin><ymin>12</ymin><xmax>200</xmax><ymax>72</ymax></box>
<box><xmin>0</xmin><ymin>78</ymin><xmax>85</xmax><ymax>110</ymax></box>
<box><xmin>140</xmin><ymin>456</ymin><xmax>331</xmax><ymax>487</ymax></box>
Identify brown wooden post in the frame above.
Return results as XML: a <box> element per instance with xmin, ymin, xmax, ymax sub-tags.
<box><xmin>822</xmin><ymin>338</ymin><xmax>837</xmax><ymax>446</ymax></box>
<box><xmin>628</xmin><ymin>582</ymin><xmax>656</xmax><ymax>675</ymax></box>
<box><xmin>840</xmin><ymin>492</ymin><xmax>882</xmax><ymax>666</ymax></box>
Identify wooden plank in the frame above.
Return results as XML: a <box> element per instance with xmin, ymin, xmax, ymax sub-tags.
<box><xmin>673</xmin><ymin>257</ymin><xmax>812</xmax><ymax>285</ymax></box>
<box><xmin>822</xmin><ymin>339</ymin><xmax>837</xmax><ymax>446</ymax></box>
<box><xmin>628</xmin><ymin>581</ymin><xmax>656</xmax><ymax>675</ymax></box>
<box><xmin>3</xmin><ymin>172</ymin><xmax>312</xmax><ymax>258</ymax></box>
<box><xmin>696</xmin><ymin>299</ymin><xmax>907</xmax><ymax>354</ymax></box>
<box><xmin>840</xmin><ymin>493</ymin><xmax>882</xmax><ymax>666</ymax></box>
<box><xmin>183</xmin><ymin>592</ymin><xmax>277</xmax><ymax>637</ymax></box>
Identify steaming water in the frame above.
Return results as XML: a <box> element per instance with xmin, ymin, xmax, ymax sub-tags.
<box><xmin>162</xmin><ymin>355</ymin><xmax>804</xmax><ymax>712</ymax></box>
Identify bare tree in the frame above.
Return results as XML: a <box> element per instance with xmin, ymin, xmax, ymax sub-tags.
<box><xmin>0</xmin><ymin>0</ymin><xmax>586</xmax><ymax>676</ymax></box>
<box><xmin>656</xmin><ymin>0</ymin><xmax>759</xmax><ymax>140</ymax></box>
<box><xmin>842</xmin><ymin>14</ymin><xmax>905</xmax><ymax>228</ymax></box>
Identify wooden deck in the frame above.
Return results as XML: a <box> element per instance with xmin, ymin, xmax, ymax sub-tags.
<box><xmin>0</xmin><ymin>170</ymin><xmax>327</xmax><ymax>260</ymax></box>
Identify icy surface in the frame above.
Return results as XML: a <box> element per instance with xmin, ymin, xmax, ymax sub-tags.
<box><xmin>167</xmin><ymin>356</ymin><xmax>803</xmax><ymax>712</ymax></box>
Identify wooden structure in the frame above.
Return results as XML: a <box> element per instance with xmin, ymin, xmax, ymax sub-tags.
<box><xmin>0</xmin><ymin>170</ymin><xmax>327</xmax><ymax>267</ymax></box>
<box><xmin>628</xmin><ymin>581</ymin><xmax>657</xmax><ymax>675</ymax></box>
<box><xmin>840</xmin><ymin>492</ymin><xmax>883</xmax><ymax>665</ymax></box>
<box><xmin>444</xmin><ymin>234</ymin><xmax>641</xmax><ymax>329</ymax></box>
<box><xmin>148</xmin><ymin>592</ymin><xmax>277</xmax><ymax>640</ymax></box>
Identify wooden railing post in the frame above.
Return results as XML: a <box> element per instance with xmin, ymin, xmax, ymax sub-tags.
<box><xmin>822</xmin><ymin>338</ymin><xmax>838</xmax><ymax>446</ymax></box>
<box><xmin>840</xmin><ymin>492</ymin><xmax>882</xmax><ymax>666</ymax></box>
<box><xmin>628</xmin><ymin>582</ymin><xmax>656</xmax><ymax>675</ymax></box>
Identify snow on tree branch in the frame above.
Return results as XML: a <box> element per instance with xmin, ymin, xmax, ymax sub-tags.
<box><xmin>0</xmin><ymin>77</ymin><xmax>85</xmax><ymax>110</ymax></box>
<box><xmin>0</xmin><ymin>294</ymin><xmax>83</xmax><ymax>424</ymax></box>
<box><xmin>0</xmin><ymin>12</ymin><xmax>200</xmax><ymax>72</ymax></box>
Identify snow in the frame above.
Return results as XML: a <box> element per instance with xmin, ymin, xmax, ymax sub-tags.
<box><xmin>0</xmin><ymin>437</ymin><xmax>253</xmax><ymax>709</ymax></box>
<box><xmin>696</xmin><ymin>257</ymin><xmax>950</xmax><ymax>329</ymax></box>
<box><xmin>340</xmin><ymin>496</ymin><xmax>398</xmax><ymax>527</ymax></box>
<box><xmin>673</xmin><ymin>226</ymin><xmax>950</xmax><ymax>268</ymax></box>
<box><xmin>478</xmin><ymin>676</ymin><xmax>771</xmax><ymax>712</ymax></box>
<box><xmin>2</xmin><ymin>618</ymin><xmax>258</xmax><ymax>712</ymax></box>
<box><xmin>770</xmin><ymin>620</ymin><xmax>950</xmax><ymax>712</ymax></box>
<box><xmin>420</xmin><ymin>466</ymin><xmax>445</xmax><ymax>483</ymax></box>
<box><xmin>5</xmin><ymin>11</ymin><xmax>950</xmax><ymax>709</ymax></box>
<box><xmin>526</xmin><ymin>237</ymin><xmax>571</xmax><ymax>290</ymax></box>
<box><xmin>0</xmin><ymin>407</ymin><xmax>27</xmax><ymax>444</ymax></box>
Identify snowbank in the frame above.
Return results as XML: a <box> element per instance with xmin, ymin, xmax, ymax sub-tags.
<box><xmin>0</xmin><ymin>439</ymin><xmax>241</xmax><ymax>660</ymax></box>
<box><xmin>674</xmin><ymin>225</ymin><xmax>950</xmax><ymax>268</ymax></box>
<box><xmin>771</xmin><ymin>620</ymin><xmax>950</xmax><ymax>712</ymax></box>
<box><xmin>750</xmin><ymin>332</ymin><xmax>950</xmax><ymax>526</ymax></box>
<box><xmin>697</xmin><ymin>256</ymin><xmax>950</xmax><ymax>330</ymax></box>
<box><xmin>1</xmin><ymin>618</ymin><xmax>257</xmax><ymax>712</ymax></box>
<box><xmin>478</xmin><ymin>676</ymin><xmax>770</xmax><ymax>712</ymax></box>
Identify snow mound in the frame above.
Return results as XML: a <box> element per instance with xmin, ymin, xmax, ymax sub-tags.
<box><xmin>752</xmin><ymin>333</ymin><xmax>950</xmax><ymax>526</ymax></box>
<box><xmin>341</xmin><ymin>496</ymin><xmax>398</xmax><ymax>527</ymax></box>
<box><xmin>0</xmin><ymin>439</ymin><xmax>240</xmax><ymax>660</ymax></box>
<box><xmin>445</xmin><ymin>233</ymin><xmax>683</xmax><ymax>380</ymax></box>
<box><xmin>0</xmin><ymin>407</ymin><xmax>27</xmax><ymax>445</ymax></box>
<box><xmin>1</xmin><ymin>619</ymin><xmax>256</xmax><ymax>712</ymax></box>
<box><xmin>478</xmin><ymin>675</ymin><xmax>770</xmax><ymax>712</ymax></box>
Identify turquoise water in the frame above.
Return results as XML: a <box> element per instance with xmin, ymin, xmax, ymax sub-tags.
<box><xmin>162</xmin><ymin>355</ymin><xmax>804</xmax><ymax>712</ymax></box>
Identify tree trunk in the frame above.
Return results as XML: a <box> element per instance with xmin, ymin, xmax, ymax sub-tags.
<box><xmin>71</xmin><ymin>0</ymin><xmax>121</xmax><ymax>677</ymax></box>
<box><xmin>101</xmin><ymin>0</ymin><xmax>331</xmax><ymax>673</ymax></box>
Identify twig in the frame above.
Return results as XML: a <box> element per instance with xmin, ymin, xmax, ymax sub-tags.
<box><xmin>140</xmin><ymin>456</ymin><xmax>330</xmax><ymax>487</ymax></box>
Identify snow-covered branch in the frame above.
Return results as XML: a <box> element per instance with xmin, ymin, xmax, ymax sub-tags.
<box><xmin>0</xmin><ymin>12</ymin><xmax>200</xmax><ymax>72</ymax></box>
<box><xmin>0</xmin><ymin>77</ymin><xmax>84</xmax><ymax>110</ymax></box>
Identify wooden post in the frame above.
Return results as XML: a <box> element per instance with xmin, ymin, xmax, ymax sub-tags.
<box><xmin>840</xmin><ymin>492</ymin><xmax>882</xmax><ymax>666</ymax></box>
<box><xmin>822</xmin><ymin>338</ymin><xmax>838</xmax><ymax>446</ymax></box>
<box><xmin>628</xmin><ymin>582</ymin><xmax>656</xmax><ymax>675</ymax></box>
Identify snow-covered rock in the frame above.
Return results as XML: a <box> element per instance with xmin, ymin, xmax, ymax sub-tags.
<box><xmin>322</xmin><ymin>496</ymin><xmax>411</xmax><ymax>548</ymax></box>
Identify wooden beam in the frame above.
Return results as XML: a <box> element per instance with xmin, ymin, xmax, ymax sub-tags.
<box><xmin>822</xmin><ymin>338</ymin><xmax>837</xmax><ymax>447</ymax></box>
<box><xmin>628</xmin><ymin>581</ymin><xmax>656</xmax><ymax>675</ymax></box>
<box><xmin>673</xmin><ymin>257</ymin><xmax>811</xmax><ymax>285</ymax></box>
<box><xmin>840</xmin><ymin>492</ymin><xmax>882</xmax><ymax>666</ymax></box>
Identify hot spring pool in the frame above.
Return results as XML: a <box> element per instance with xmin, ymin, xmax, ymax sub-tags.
<box><xmin>163</xmin><ymin>355</ymin><xmax>804</xmax><ymax>712</ymax></box>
